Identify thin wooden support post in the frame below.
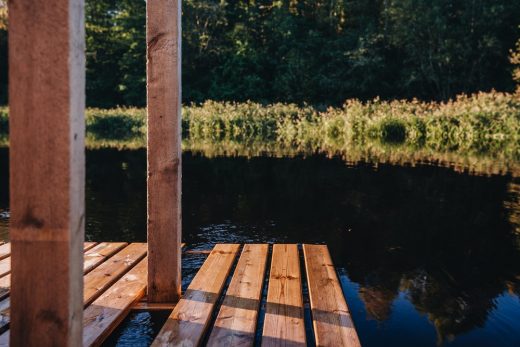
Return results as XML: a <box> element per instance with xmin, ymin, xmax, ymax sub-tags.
<box><xmin>8</xmin><ymin>0</ymin><xmax>85</xmax><ymax>345</ymax></box>
<box><xmin>146</xmin><ymin>0</ymin><xmax>182</xmax><ymax>302</ymax></box>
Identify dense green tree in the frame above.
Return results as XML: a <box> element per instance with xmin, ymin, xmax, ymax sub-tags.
<box><xmin>0</xmin><ymin>0</ymin><xmax>518</xmax><ymax>106</ymax></box>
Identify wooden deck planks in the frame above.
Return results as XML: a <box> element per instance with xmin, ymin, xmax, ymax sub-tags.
<box><xmin>83</xmin><ymin>257</ymin><xmax>148</xmax><ymax>347</ymax></box>
<box><xmin>303</xmin><ymin>244</ymin><xmax>361</xmax><ymax>347</ymax></box>
<box><xmin>207</xmin><ymin>244</ymin><xmax>269</xmax><ymax>347</ymax></box>
<box><xmin>262</xmin><ymin>244</ymin><xmax>306</xmax><ymax>347</ymax></box>
<box><xmin>0</xmin><ymin>242</ymin><xmax>108</xmax><ymax>306</ymax></box>
<box><xmin>84</xmin><ymin>243</ymin><xmax>147</xmax><ymax>306</ymax></box>
<box><xmin>0</xmin><ymin>245</ymin><xmax>9</xmax><ymax>261</ymax></box>
<box><xmin>84</xmin><ymin>242</ymin><xmax>99</xmax><ymax>252</ymax></box>
<box><xmin>83</xmin><ymin>242</ymin><xmax>128</xmax><ymax>274</ymax></box>
<box><xmin>0</xmin><ymin>242</ymin><xmax>359</xmax><ymax>346</ymax></box>
<box><xmin>0</xmin><ymin>259</ymin><xmax>9</xmax><ymax>279</ymax></box>
<box><xmin>152</xmin><ymin>244</ymin><xmax>240</xmax><ymax>347</ymax></box>
<box><xmin>0</xmin><ymin>243</ymin><xmax>145</xmax><ymax>337</ymax></box>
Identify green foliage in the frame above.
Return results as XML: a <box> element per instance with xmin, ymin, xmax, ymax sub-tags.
<box><xmin>3</xmin><ymin>0</ymin><xmax>518</xmax><ymax>106</ymax></box>
<box><xmin>2</xmin><ymin>91</ymin><xmax>518</xmax><ymax>175</ymax></box>
<box><xmin>512</xmin><ymin>33</ymin><xmax>520</xmax><ymax>87</ymax></box>
<box><xmin>86</xmin><ymin>108</ymin><xmax>145</xmax><ymax>140</ymax></box>
<box><xmin>0</xmin><ymin>106</ymin><xmax>7</xmax><ymax>146</ymax></box>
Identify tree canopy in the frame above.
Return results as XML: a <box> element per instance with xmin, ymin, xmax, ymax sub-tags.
<box><xmin>0</xmin><ymin>0</ymin><xmax>519</xmax><ymax>107</ymax></box>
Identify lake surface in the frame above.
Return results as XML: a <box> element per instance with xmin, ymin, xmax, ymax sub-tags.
<box><xmin>1</xmin><ymin>147</ymin><xmax>520</xmax><ymax>347</ymax></box>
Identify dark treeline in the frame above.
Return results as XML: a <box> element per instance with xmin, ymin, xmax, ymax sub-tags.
<box><xmin>0</xmin><ymin>0</ymin><xmax>519</xmax><ymax>107</ymax></box>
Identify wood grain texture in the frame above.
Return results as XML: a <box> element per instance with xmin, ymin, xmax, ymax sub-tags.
<box><xmin>207</xmin><ymin>244</ymin><xmax>269</xmax><ymax>347</ymax></box>
<box><xmin>8</xmin><ymin>0</ymin><xmax>85</xmax><ymax>345</ymax></box>
<box><xmin>83</xmin><ymin>242</ymin><xmax>128</xmax><ymax>274</ymax></box>
<box><xmin>0</xmin><ymin>244</ymin><xmax>10</xmax><ymax>261</ymax></box>
<box><xmin>262</xmin><ymin>244</ymin><xmax>306</xmax><ymax>347</ymax></box>
<box><xmin>152</xmin><ymin>244</ymin><xmax>240</xmax><ymax>347</ymax></box>
<box><xmin>84</xmin><ymin>242</ymin><xmax>98</xmax><ymax>252</ymax></box>
<box><xmin>132</xmin><ymin>301</ymin><xmax>177</xmax><ymax>311</ymax></box>
<box><xmin>83</xmin><ymin>257</ymin><xmax>148</xmax><ymax>347</ymax></box>
<box><xmin>0</xmin><ymin>241</ymin><xmax>93</xmax><ymax>281</ymax></box>
<box><xmin>0</xmin><ymin>242</ymin><xmax>106</xmax><ymax>319</ymax></box>
<box><xmin>146</xmin><ymin>0</ymin><xmax>183</xmax><ymax>303</ymax></box>
<box><xmin>84</xmin><ymin>243</ymin><xmax>147</xmax><ymax>306</ymax></box>
<box><xmin>303</xmin><ymin>245</ymin><xmax>361</xmax><ymax>347</ymax></box>
<box><xmin>0</xmin><ymin>259</ymin><xmax>9</xmax><ymax>279</ymax></box>
<box><xmin>0</xmin><ymin>243</ymin><xmax>146</xmax><ymax>337</ymax></box>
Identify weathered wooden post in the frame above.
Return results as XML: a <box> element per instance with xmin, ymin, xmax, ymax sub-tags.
<box><xmin>146</xmin><ymin>0</ymin><xmax>182</xmax><ymax>302</ymax></box>
<box><xmin>8</xmin><ymin>0</ymin><xmax>85</xmax><ymax>345</ymax></box>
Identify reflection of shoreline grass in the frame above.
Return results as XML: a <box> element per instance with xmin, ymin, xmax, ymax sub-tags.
<box><xmin>1</xmin><ymin>91</ymin><xmax>519</xmax><ymax>175</ymax></box>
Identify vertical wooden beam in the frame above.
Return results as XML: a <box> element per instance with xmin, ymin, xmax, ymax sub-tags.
<box><xmin>8</xmin><ymin>0</ymin><xmax>85</xmax><ymax>345</ymax></box>
<box><xmin>146</xmin><ymin>0</ymin><xmax>182</xmax><ymax>302</ymax></box>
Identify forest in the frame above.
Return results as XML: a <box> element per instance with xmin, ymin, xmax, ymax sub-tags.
<box><xmin>0</xmin><ymin>0</ymin><xmax>519</xmax><ymax>107</ymax></box>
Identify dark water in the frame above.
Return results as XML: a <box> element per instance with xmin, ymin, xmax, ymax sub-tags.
<box><xmin>1</xmin><ymin>147</ymin><xmax>520</xmax><ymax>347</ymax></box>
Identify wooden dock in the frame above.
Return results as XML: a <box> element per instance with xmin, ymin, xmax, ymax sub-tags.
<box><xmin>5</xmin><ymin>2</ymin><xmax>362</xmax><ymax>344</ymax></box>
<box><xmin>0</xmin><ymin>242</ymin><xmax>360</xmax><ymax>346</ymax></box>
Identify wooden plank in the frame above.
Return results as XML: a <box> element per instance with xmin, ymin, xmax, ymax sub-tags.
<box><xmin>185</xmin><ymin>249</ymin><xmax>212</xmax><ymax>255</ymax></box>
<box><xmin>8</xmin><ymin>0</ymin><xmax>85</xmax><ymax>344</ymax></box>
<box><xmin>84</xmin><ymin>242</ymin><xmax>98</xmax><ymax>252</ymax></box>
<box><xmin>0</xmin><ymin>259</ymin><xmax>9</xmax><ymax>279</ymax></box>
<box><xmin>132</xmin><ymin>301</ymin><xmax>177</xmax><ymax>311</ymax></box>
<box><xmin>303</xmin><ymin>245</ymin><xmax>361</xmax><ymax>347</ymax></box>
<box><xmin>83</xmin><ymin>242</ymin><xmax>128</xmax><ymax>274</ymax></box>
<box><xmin>0</xmin><ymin>243</ymin><xmax>101</xmax><ymax>283</ymax></box>
<box><xmin>0</xmin><ymin>244</ymin><xmax>10</xmax><ymax>261</ymax></box>
<box><xmin>84</xmin><ymin>243</ymin><xmax>147</xmax><ymax>306</ymax></box>
<box><xmin>83</xmin><ymin>257</ymin><xmax>148</xmax><ymax>347</ymax></box>
<box><xmin>0</xmin><ymin>244</ymin><xmax>146</xmax><ymax>336</ymax></box>
<box><xmin>262</xmin><ymin>244</ymin><xmax>306</xmax><ymax>347</ymax></box>
<box><xmin>207</xmin><ymin>244</ymin><xmax>269</xmax><ymax>347</ymax></box>
<box><xmin>152</xmin><ymin>244</ymin><xmax>240</xmax><ymax>347</ymax></box>
<box><xmin>146</xmin><ymin>0</ymin><xmax>183</xmax><ymax>303</ymax></box>
<box><xmin>0</xmin><ymin>276</ymin><xmax>9</xmax><ymax>302</ymax></box>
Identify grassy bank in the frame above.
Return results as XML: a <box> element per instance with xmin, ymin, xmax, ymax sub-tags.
<box><xmin>1</xmin><ymin>91</ymin><xmax>519</xmax><ymax>175</ymax></box>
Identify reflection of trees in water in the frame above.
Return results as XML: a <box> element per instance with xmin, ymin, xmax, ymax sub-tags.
<box><xmin>341</xmin><ymin>169</ymin><xmax>520</xmax><ymax>341</ymax></box>
<box><xmin>182</xmin><ymin>139</ymin><xmax>520</xmax><ymax>178</ymax></box>
<box><xmin>505</xmin><ymin>181</ymin><xmax>520</xmax><ymax>235</ymax></box>
<box><xmin>358</xmin><ymin>285</ymin><xmax>397</xmax><ymax>321</ymax></box>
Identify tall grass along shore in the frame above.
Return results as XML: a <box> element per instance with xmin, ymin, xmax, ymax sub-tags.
<box><xmin>1</xmin><ymin>91</ymin><xmax>519</xmax><ymax>176</ymax></box>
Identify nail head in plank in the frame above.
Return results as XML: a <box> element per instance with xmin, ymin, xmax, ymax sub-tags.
<box><xmin>83</xmin><ymin>257</ymin><xmax>148</xmax><ymax>347</ymax></box>
<box><xmin>303</xmin><ymin>244</ymin><xmax>361</xmax><ymax>347</ymax></box>
<box><xmin>207</xmin><ymin>244</ymin><xmax>269</xmax><ymax>347</ymax></box>
<box><xmin>152</xmin><ymin>244</ymin><xmax>240</xmax><ymax>347</ymax></box>
<box><xmin>83</xmin><ymin>242</ymin><xmax>128</xmax><ymax>274</ymax></box>
<box><xmin>84</xmin><ymin>243</ymin><xmax>147</xmax><ymax>307</ymax></box>
<box><xmin>262</xmin><ymin>244</ymin><xmax>306</xmax><ymax>347</ymax></box>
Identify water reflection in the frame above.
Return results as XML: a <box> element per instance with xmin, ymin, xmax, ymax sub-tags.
<box><xmin>0</xmin><ymin>148</ymin><xmax>519</xmax><ymax>346</ymax></box>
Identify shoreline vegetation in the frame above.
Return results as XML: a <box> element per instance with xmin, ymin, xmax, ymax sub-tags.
<box><xmin>1</xmin><ymin>91</ymin><xmax>519</xmax><ymax>176</ymax></box>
